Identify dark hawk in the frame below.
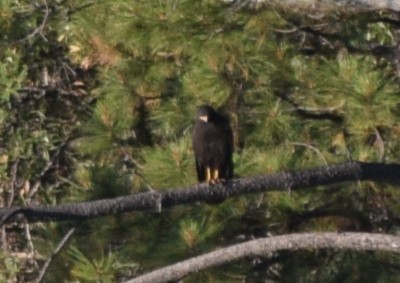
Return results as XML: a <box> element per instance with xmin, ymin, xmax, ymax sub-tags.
<box><xmin>192</xmin><ymin>105</ymin><xmax>233</xmax><ymax>183</ymax></box>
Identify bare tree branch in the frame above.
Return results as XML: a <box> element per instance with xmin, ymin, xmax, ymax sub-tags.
<box><xmin>269</xmin><ymin>0</ymin><xmax>400</xmax><ymax>11</ymax></box>
<box><xmin>36</xmin><ymin>227</ymin><xmax>75</xmax><ymax>283</ymax></box>
<box><xmin>0</xmin><ymin>161</ymin><xmax>400</xmax><ymax>224</ymax></box>
<box><xmin>288</xmin><ymin>205</ymin><xmax>373</xmax><ymax>231</ymax></box>
<box><xmin>126</xmin><ymin>232</ymin><xmax>400</xmax><ymax>283</ymax></box>
<box><xmin>277</xmin><ymin>92</ymin><xmax>344</xmax><ymax>123</ymax></box>
<box><xmin>336</xmin><ymin>0</ymin><xmax>400</xmax><ymax>11</ymax></box>
<box><xmin>14</xmin><ymin>0</ymin><xmax>50</xmax><ymax>43</ymax></box>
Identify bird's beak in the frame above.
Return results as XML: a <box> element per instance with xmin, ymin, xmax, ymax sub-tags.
<box><xmin>199</xmin><ymin>115</ymin><xmax>208</xmax><ymax>122</ymax></box>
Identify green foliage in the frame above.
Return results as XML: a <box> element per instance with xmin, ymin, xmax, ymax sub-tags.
<box><xmin>2</xmin><ymin>0</ymin><xmax>400</xmax><ymax>282</ymax></box>
<box><xmin>179</xmin><ymin>216</ymin><xmax>222</xmax><ymax>251</ymax></box>
<box><xmin>68</xmin><ymin>246</ymin><xmax>137</xmax><ymax>282</ymax></box>
<box><xmin>0</xmin><ymin>251</ymin><xmax>19</xmax><ymax>282</ymax></box>
<box><xmin>141</xmin><ymin>137</ymin><xmax>194</xmax><ymax>188</ymax></box>
<box><xmin>278</xmin><ymin>251</ymin><xmax>400</xmax><ymax>283</ymax></box>
<box><xmin>0</xmin><ymin>49</ymin><xmax>27</xmax><ymax>103</ymax></box>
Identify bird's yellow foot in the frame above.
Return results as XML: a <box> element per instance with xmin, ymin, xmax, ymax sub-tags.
<box><xmin>205</xmin><ymin>168</ymin><xmax>224</xmax><ymax>184</ymax></box>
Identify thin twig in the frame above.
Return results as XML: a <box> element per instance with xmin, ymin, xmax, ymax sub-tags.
<box><xmin>36</xmin><ymin>227</ymin><xmax>75</xmax><ymax>283</ymax></box>
<box><xmin>121</xmin><ymin>148</ymin><xmax>155</xmax><ymax>192</ymax></box>
<box><xmin>24</xmin><ymin>223</ymin><xmax>37</xmax><ymax>268</ymax></box>
<box><xmin>25</xmin><ymin>223</ymin><xmax>34</xmax><ymax>252</ymax></box>
<box><xmin>291</xmin><ymin>142</ymin><xmax>328</xmax><ymax>166</ymax></box>
<box><xmin>67</xmin><ymin>2</ymin><xmax>95</xmax><ymax>16</ymax></box>
<box><xmin>27</xmin><ymin>138</ymin><xmax>70</xmax><ymax>203</ymax></box>
<box><xmin>15</xmin><ymin>0</ymin><xmax>50</xmax><ymax>43</ymax></box>
<box><xmin>7</xmin><ymin>160</ymin><xmax>19</xmax><ymax>207</ymax></box>
<box><xmin>374</xmin><ymin>128</ymin><xmax>385</xmax><ymax>162</ymax></box>
<box><xmin>274</xmin><ymin>27</ymin><xmax>298</xmax><ymax>33</ymax></box>
<box><xmin>1</xmin><ymin>226</ymin><xmax>6</xmax><ymax>250</ymax></box>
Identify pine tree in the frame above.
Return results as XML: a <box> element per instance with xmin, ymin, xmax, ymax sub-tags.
<box><xmin>2</xmin><ymin>0</ymin><xmax>400</xmax><ymax>282</ymax></box>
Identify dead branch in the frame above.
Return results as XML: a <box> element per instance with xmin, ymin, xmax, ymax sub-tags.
<box><xmin>126</xmin><ymin>232</ymin><xmax>400</xmax><ymax>283</ymax></box>
<box><xmin>36</xmin><ymin>227</ymin><xmax>75</xmax><ymax>283</ymax></box>
<box><xmin>0</xmin><ymin>161</ymin><xmax>400</xmax><ymax>224</ymax></box>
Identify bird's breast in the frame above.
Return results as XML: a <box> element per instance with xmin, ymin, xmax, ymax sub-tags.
<box><xmin>193</xmin><ymin>123</ymin><xmax>229</xmax><ymax>161</ymax></box>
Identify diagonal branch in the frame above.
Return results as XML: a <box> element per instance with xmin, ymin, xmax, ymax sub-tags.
<box><xmin>126</xmin><ymin>232</ymin><xmax>400</xmax><ymax>283</ymax></box>
<box><xmin>0</xmin><ymin>161</ymin><xmax>400</xmax><ymax>224</ymax></box>
<box><xmin>36</xmin><ymin>227</ymin><xmax>75</xmax><ymax>283</ymax></box>
<box><xmin>14</xmin><ymin>0</ymin><xmax>50</xmax><ymax>43</ymax></box>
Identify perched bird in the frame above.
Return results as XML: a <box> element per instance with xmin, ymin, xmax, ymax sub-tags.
<box><xmin>192</xmin><ymin>105</ymin><xmax>234</xmax><ymax>183</ymax></box>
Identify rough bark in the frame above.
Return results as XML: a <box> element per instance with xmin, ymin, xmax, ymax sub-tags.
<box><xmin>1</xmin><ymin>161</ymin><xmax>400</xmax><ymax>224</ymax></box>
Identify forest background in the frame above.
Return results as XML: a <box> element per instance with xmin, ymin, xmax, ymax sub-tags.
<box><xmin>2</xmin><ymin>0</ymin><xmax>400</xmax><ymax>282</ymax></box>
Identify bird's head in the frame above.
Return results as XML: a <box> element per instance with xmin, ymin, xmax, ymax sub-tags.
<box><xmin>196</xmin><ymin>105</ymin><xmax>217</xmax><ymax>123</ymax></box>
